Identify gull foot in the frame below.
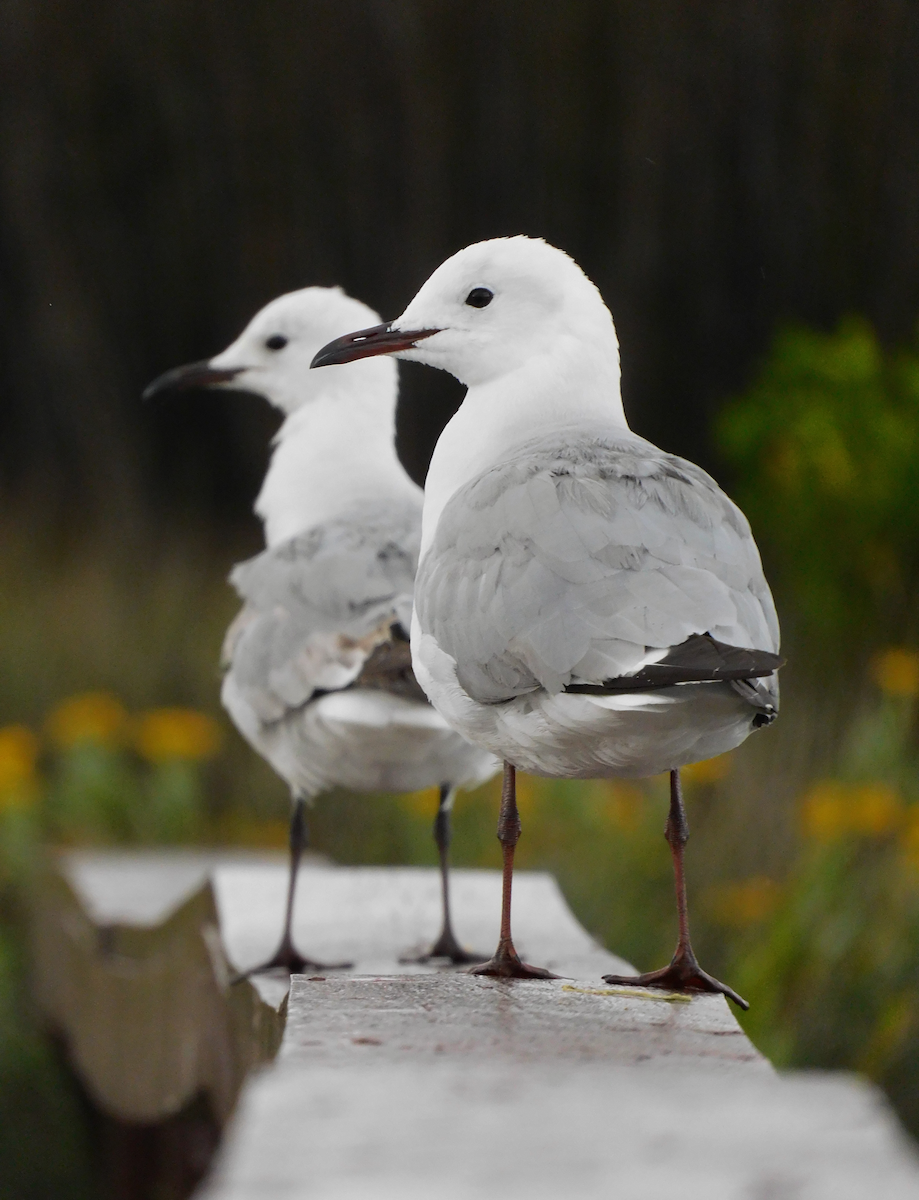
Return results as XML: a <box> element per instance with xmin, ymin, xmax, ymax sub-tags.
<box><xmin>602</xmin><ymin>949</ymin><xmax>748</xmax><ymax>1011</ymax></box>
<box><xmin>400</xmin><ymin>929</ymin><xmax>489</xmax><ymax>967</ymax></box>
<box><xmin>235</xmin><ymin>944</ymin><xmax>352</xmax><ymax>981</ymax></box>
<box><xmin>469</xmin><ymin>938</ymin><xmax>559</xmax><ymax>980</ymax></box>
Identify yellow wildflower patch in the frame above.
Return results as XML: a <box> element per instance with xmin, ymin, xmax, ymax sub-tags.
<box><xmin>682</xmin><ymin>753</ymin><xmax>733</xmax><ymax>785</ymax></box>
<box><xmin>849</xmin><ymin>784</ymin><xmax>903</xmax><ymax>835</ymax></box>
<box><xmin>46</xmin><ymin>692</ymin><xmax>128</xmax><ymax>749</ymax></box>
<box><xmin>0</xmin><ymin>724</ymin><xmax>38</xmax><ymax>789</ymax></box>
<box><xmin>706</xmin><ymin>876</ymin><xmax>781</xmax><ymax>927</ymax></box>
<box><xmin>872</xmin><ymin>648</ymin><xmax>919</xmax><ymax>698</ymax></box>
<box><xmin>801</xmin><ymin>781</ymin><xmax>848</xmax><ymax>839</ymax></box>
<box><xmin>0</xmin><ymin>724</ymin><xmax>40</xmax><ymax>810</ymax></box>
<box><xmin>801</xmin><ymin>780</ymin><xmax>902</xmax><ymax>840</ymax></box>
<box><xmin>398</xmin><ymin>787</ymin><xmax>440</xmax><ymax>818</ymax></box>
<box><xmin>134</xmin><ymin>708</ymin><xmax>221</xmax><ymax>763</ymax></box>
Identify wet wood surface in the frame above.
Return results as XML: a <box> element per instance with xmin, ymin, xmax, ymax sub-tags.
<box><xmin>29</xmin><ymin>852</ymin><xmax>919</xmax><ymax>1199</ymax></box>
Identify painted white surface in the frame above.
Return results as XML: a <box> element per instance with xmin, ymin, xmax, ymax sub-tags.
<box><xmin>203</xmin><ymin>1059</ymin><xmax>919</xmax><ymax>1200</ymax></box>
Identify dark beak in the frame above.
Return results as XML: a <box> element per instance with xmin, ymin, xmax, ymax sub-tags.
<box><xmin>310</xmin><ymin>323</ymin><xmax>440</xmax><ymax>369</ymax></box>
<box><xmin>142</xmin><ymin>360</ymin><xmax>244</xmax><ymax>401</ymax></box>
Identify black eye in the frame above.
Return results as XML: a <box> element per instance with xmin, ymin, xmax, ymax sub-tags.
<box><xmin>465</xmin><ymin>287</ymin><xmax>493</xmax><ymax>309</ymax></box>
<box><xmin>265</xmin><ymin>334</ymin><xmax>288</xmax><ymax>350</ymax></box>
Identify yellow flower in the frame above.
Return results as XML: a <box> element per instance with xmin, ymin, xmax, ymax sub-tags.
<box><xmin>46</xmin><ymin>692</ymin><xmax>128</xmax><ymax>749</ymax></box>
<box><xmin>134</xmin><ymin>708</ymin><xmax>221</xmax><ymax>763</ymax></box>
<box><xmin>706</xmin><ymin>876</ymin><xmax>781</xmax><ymax>927</ymax></box>
<box><xmin>872</xmin><ymin>648</ymin><xmax>919</xmax><ymax>698</ymax></box>
<box><xmin>849</xmin><ymin>784</ymin><xmax>902</xmax><ymax>835</ymax></box>
<box><xmin>0</xmin><ymin>724</ymin><xmax>40</xmax><ymax>810</ymax></box>
<box><xmin>399</xmin><ymin>787</ymin><xmax>440</xmax><ymax>818</ymax></box>
<box><xmin>801</xmin><ymin>780</ymin><xmax>902</xmax><ymax>840</ymax></box>
<box><xmin>801</xmin><ymin>781</ymin><xmax>849</xmax><ymax>840</ymax></box>
<box><xmin>0</xmin><ymin>724</ymin><xmax>38</xmax><ymax>788</ymax></box>
<box><xmin>682</xmin><ymin>753</ymin><xmax>732</xmax><ymax>785</ymax></box>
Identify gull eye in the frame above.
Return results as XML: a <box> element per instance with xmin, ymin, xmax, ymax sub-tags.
<box><xmin>465</xmin><ymin>287</ymin><xmax>493</xmax><ymax>309</ymax></box>
<box><xmin>265</xmin><ymin>334</ymin><xmax>288</xmax><ymax>351</ymax></box>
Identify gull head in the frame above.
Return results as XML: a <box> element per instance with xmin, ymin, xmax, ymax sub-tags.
<box><xmin>311</xmin><ymin>237</ymin><xmax>620</xmax><ymax>388</ymax></box>
<box><xmin>144</xmin><ymin>287</ymin><xmax>396</xmax><ymax>414</ymax></box>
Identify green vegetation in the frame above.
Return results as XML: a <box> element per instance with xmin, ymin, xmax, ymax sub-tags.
<box><xmin>715</xmin><ymin>317</ymin><xmax>919</xmax><ymax>1135</ymax></box>
<box><xmin>3</xmin><ymin>317</ymin><xmax>919</xmax><ymax>1193</ymax></box>
<box><xmin>718</xmin><ymin>318</ymin><xmax>919</xmax><ymax>651</ymax></box>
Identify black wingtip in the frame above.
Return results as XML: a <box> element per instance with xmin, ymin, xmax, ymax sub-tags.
<box><xmin>565</xmin><ymin>633</ymin><xmax>784</xmax><ymax>694</ymax></box>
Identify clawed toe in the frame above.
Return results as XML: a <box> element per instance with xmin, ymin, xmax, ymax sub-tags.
<box><xmin>602</xmin><ymin>954</ymin><xmax>748</xmax><ymax>1010</ymax></box>
<box><xmin>400</xmin><ymin>929</ymin><xmax>489</xmax><ymax>967</ymax></box>
<box><xmin>238</xmin><ymin>947</ymin><xmax>352</xmax><ymax>980</ymax></box>
<box><xmin>471</xmin><ymin>959</ymin><xmax>558</xmax><ymax>980</ymax></box>
<box><xmin>402</xmin><ymin>946</ymin><xmax>490</xmax><ymax>967</ymax></box>
<box><xmin>468</xmin><ymin>938</ymin><xmax>559</xmax><ymax>980</ymax></box>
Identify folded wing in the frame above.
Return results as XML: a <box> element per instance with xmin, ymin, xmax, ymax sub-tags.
<box><xmin>415</xmin><ymin>428</ymin><xmax>781</xmax><ymax>706</ymax></box>
<box><xmin>224</xmin><ymin>500</ymin><xmax>422</xmax><ymax>725</ymax></box>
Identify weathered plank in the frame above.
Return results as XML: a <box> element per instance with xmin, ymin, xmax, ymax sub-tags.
<box><xmin>31</xmin><ymin>851</ymin><xmax>288</xmax><ymax>1125</ymax></box>
<box><xmin>30</xmin><ymin>852</ymin><xmax>631</xmax><ymax>1130</ymax></box>
<box><xmin>30</xmin><ymin>853</ymin><xmax>919</xmax><ymax>1199</ymax></box>
<box><xmin>202</xmin><ymin>1049</ymin><xmax>919</xmax><ymax>1199</ymax></box>
<box><xmin>280</xmin><ymin>974</ymin><xmax>766</xmax><ymax>1072</ymax></box>
<box><xmin>203</xmin><ymin>974</ymin><xmax>919</xmax><ymax>1200</ymax></box>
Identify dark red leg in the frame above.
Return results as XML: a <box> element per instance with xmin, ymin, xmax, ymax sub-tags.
<box><xmin>602</xmin><ymin>770</ymin><xmax>748</xmax><ymax>1010</ymax></box>
<box><xmin>470</xmin><ymin>763</ymin><xmax>558</xmax><ymax>980</ymax></box>
<box><xmin>402</xmin><ymin>785</ymin><xmax>486</xmax><ymax>965</ymax></box>
<box><xmin>241</xmin><ymin>796</ymin><xmax>351</xmax><ymax>978</ymax></box>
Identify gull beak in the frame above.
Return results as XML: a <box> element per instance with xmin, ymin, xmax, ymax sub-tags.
<box><xmin>142</xmin><ymin>360</ymin><xmax>244</xmax><ymax>401</ymax></box>
<box><xmin>310</xmin><ymin>323</ymin><xmax>440</xmax><ymax>369</ymax></box>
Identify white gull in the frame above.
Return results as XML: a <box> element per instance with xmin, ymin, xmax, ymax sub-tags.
<box><xmin>310</xmin><ymin>238</ymin><xmax>782</xmax><ymax>1006</ymax></box>
<box><xmin>144</xmin><ymin>286</ymin><xmax>498</xmax><ymax>971</ymax></box>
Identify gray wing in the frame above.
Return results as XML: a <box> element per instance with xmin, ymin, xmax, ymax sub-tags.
<box><xmin>224</xmin><ymin>500</ymin><xmax>421</xmax><ymax>723</ymax></box>
<box><xmin>415</xmin><ymin>429</ymin><xmax>780</xmax><ymax>705</ymax></box>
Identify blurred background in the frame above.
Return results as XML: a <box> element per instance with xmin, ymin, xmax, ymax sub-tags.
<box><xmin>2</xmin><ymin>1</ymin><xmax>919</xmax><ymax>1195</ymax></box>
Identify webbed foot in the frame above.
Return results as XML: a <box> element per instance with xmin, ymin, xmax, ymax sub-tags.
<box><xmin>602</xmin><ymin>946</ymin><xmax>748</xmax><ymax>1010</ymax></box>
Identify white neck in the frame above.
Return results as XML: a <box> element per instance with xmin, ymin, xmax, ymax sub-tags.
<box><xmin>421</xmin><ymin>334</ymin><xmax>628</xmax><ymax>554</ymax></box>
<box><xmin>256</xmin><ymin>390</ymin><xmax>422</xmax><ymax>547</ymax></box>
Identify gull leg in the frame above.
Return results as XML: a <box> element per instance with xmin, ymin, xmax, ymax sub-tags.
<box><xmin>470</xmin><ymin>763</ymin><xmax>557</xmax><ymax>980</ymax></box>
<box><xmin>602</xmin><ymin>769</ymin><xmax>748</xmax><ymax>1010</ymax></box>
<box><xmin>402</xmin><ymin>785</ymin><xmax>485</xmax><ymax>965</ymax></box>
<box><xmin>241</xmin><ymin>795</ymin><xmax>351</xmax><ymax>978</ymax></box>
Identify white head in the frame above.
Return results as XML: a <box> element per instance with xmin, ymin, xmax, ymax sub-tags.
<box><xmin>146</xmin><ymin>286</ymin><xmax>396</xmax><ymax>414</ymax></box>
<box><xmin>311</xmin><ymin>237</ymin><xmax>620</xmax><ymax>391</ymax></box>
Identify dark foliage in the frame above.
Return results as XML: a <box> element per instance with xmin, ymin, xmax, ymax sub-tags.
<box><xmin>0</xmin><ymin>0</ymin><xmax>917</xmax><ymax>529</ymax></box>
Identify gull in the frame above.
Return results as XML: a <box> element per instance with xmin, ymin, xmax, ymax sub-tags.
<box><xmin>144</xmin><ymin>286</ymin><xmax>498</xmax><ymax>971</ymax></box>
<box><xmin>311</xmin><ymin>238</ymin><xmax>782</xmax><ymax>1007</ymax></box>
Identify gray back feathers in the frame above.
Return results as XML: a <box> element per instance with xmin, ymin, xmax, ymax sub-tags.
<box><xmin>415</xmin><ymin>427</ymin><xmax>780</xmax><ymax>705</ymax></box>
